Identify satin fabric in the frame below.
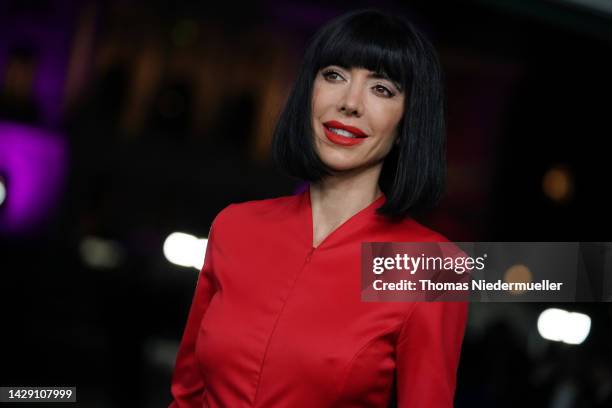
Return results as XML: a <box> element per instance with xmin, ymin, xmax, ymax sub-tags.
<box><xmin>169</xmin><ymin>186</ymin><xmax>468</xmax><ymax>407</ymax></box>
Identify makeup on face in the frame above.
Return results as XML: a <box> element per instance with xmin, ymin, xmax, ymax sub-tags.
<box><xmin>322</xmin><ymin>120</ymin><xmax>368</xmax><ymax>146</ymax></box>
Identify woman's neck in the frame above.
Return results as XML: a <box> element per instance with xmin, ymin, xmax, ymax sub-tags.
<box><xmin>309</xmin><ymin>165</ymin><xmax>383</xmax><ymax>245</ymax></box>
<box><xmin>311</xmin><ymin>162</ymin><xmax>383</xmax><ymax>203</ymax></box>
<box><xmin>310</xmin><ymin>181</ymin><xmax>382</xmax><ymax>212</ymax></box>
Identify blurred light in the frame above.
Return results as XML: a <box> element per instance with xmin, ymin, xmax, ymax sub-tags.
<box><xmin>538</xmin><ymin>308</ymin><xmax>565</xmax><ymax>342</ymax></box>
<box><xmin>80</xmin><ymin>236</ymin><xmax>124</xmax><ymax>269</ymax></box>
<box><xmin>537</xmin><ymin>308</ymin><xmax>591</xmax><ymax>345</ymax></box>
<box><xmin>0</xmin><ymin>177</ymin><xmax>6</xmax><ymax>207</ymax></box>
<box><xmin>503</xmin><ymin>264</ymin><xmax>533</xmax><ymax>295</ymax></box>
<box><xmin>563</xmin><ymin>313</ymin><xmax>591</xmax><ymax>344</ymax></box>
<box><xmin>163</xmin><ymin>232</ymin><xmax>207</xmax><ymax>270</ymax></box>
<box><xmin>0</xmin><ymin>123</ymin><xmax>67</xmax><ymax>234</ymax></box>
<box><xmin>542</xmin><ymin>165</ymin><xmax>573</xmax><ymax>203</ymax></box>
<box><xmin>144</xmin><ymin>338</ymin><xmax>179</xmax><ymax>369</ymax></box>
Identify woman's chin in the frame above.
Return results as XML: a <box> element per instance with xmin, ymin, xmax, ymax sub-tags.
<box><xmin>319</xmin><ymin>156</ymin><xmax>359</xmax><ymax>171</ymax></box>
<box><xmin>322</xmin><ymin>159</ymin><xmax>371</xmax><ymax>176</ymax></box>
<box><xmin>315</xmin><ymin>143</ymin><xmax>377</xmax><ymax>174</ymax></box>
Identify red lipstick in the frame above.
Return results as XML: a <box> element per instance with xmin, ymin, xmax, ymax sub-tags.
<box><xmin>322</xmin><ymin>120</ymin><xmax>368</xmax><ymax>146</ymax></box>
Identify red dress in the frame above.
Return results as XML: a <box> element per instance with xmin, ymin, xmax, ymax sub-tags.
<box><xmin>169</xmin><ymin>186</ymin><xmax>468</xmax><ymax>407</ymax></box>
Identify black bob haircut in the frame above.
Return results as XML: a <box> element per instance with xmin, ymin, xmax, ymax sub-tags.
<box><xmin>271</xmin><ymin>8</ymin><xmax>446</xmax><ymax>221</ymax></box>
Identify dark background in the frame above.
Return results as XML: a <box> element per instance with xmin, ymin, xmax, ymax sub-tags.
<box><xmin>1</xmin><ymin>0</ymin><xmax>611</xmax><ymax>406</ymax></box>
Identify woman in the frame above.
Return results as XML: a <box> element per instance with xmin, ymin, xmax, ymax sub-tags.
<box><xmin>169</xmin><ymin>8</ymin><xmax>468</xmax><ymax>408</ymax></box>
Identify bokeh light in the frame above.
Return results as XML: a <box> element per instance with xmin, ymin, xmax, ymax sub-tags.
<box><xmin>542</xmin><ymin>165</ymin><xmax>574</xmax><ymax>203</ymax></box>
<box><xmin>537</xmin><ymin>308</ymin><xmax>591</xmax><ymax>345</ymax></box>
<box><xmin>163</xmin><ymin>232</ymin><xmax>208</xmax><ymax>270</ymax></box>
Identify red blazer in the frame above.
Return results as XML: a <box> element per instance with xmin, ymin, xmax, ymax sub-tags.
<box><xmin>169</xmin><ymin>186</ymin><xmax>468</xmax><ymax>407</ymax></box>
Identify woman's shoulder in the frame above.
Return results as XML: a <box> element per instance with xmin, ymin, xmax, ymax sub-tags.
<box><xmin>212</xmin><ymin>193</ymin><xmax>302</xmax><ymax>230</ymax></box>
<box><xmin>385</xmin><ymin>215</ymin><xmax>452</xmax><ymax>243</ymax></box>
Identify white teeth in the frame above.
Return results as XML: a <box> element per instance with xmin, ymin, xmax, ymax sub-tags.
<box><xmin>329</xmin><ymin>127</ymin><xmax>357</xmax><ymax>138</ymax></box>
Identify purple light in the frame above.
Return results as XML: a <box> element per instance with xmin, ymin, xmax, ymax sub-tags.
<box><xmin>0</xmin><ymin>122</ymin><xmax>68</xmax><ymax>235</ymax></box>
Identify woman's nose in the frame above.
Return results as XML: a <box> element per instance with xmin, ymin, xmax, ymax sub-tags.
<box><xmin>338</xmin><ymin>83</ymin><xmax>364</xmax><ymax>117</ymax></box>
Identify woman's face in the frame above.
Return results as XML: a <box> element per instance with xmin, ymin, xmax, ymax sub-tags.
<box><xmin>311</xmin><ymin>65</ymin><xmax>405</xmax><ymax>174</ymax></box>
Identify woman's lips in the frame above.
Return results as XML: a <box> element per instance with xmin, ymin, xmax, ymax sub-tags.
<box><xmin>323</xmin><ymin>125</ymin><xmax>367</xmax><ymax>146</ymax></box>
<box><xmin>324</xmin><ymin>120</ymin><xmax>368</xmax><ymax>137</ymax></box>
<box><xmin>322</xmin><ymin>121</ymin><xmax>368</xmax><ymax>146</ymax></box>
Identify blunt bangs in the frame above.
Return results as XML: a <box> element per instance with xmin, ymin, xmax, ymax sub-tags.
<box><xmin>313</xmin><ymin>14</ymin><xmax>411</xmax><ymax>93</ymax></box>
<box><xmin>271</xmin><ymin>8</ymin><xmax>446</xmax><ymax>221</ymax></box>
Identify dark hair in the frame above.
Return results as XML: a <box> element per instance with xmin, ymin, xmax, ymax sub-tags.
<box><xmin>271</xmin><ymin>8</ymin><xmax>446</xmax><ymax>221</ymax></box>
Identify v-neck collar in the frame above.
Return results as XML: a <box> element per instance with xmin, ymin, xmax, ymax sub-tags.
<box><xmin>300</xmin><ymin>184</ymin><xmax>387</xmax><ymax>250</ymax></box>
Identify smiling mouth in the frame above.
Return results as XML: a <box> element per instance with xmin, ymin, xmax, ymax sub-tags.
<box><xmin>322</xmin><ymin>120</ymin><xmax>369</xmax><ymax>138</ymax></box>
<box><xmin>323</xmin><ymin>125</ymin><xmax>368</xmax><ymax>139</ymax></box>
<box><xmin>322</xmin><ymin>125</ymin><xmax>368</xmax><ymax>146</ymax></box>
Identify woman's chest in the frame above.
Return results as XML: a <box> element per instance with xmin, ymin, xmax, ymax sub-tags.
<box><xmin>196</xmin><ymin>239</ymin><xmax>412</xmax><ymax>406</ymax></box>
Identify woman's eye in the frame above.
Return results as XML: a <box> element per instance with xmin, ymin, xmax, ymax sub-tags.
<box><xmin>322</xmin><ymin>70</ymin><xmax>343</xmax><ymax>81</ymax></box>
<box><xmin>374</xmin><ymin>85</ymin><xmax>394</xmax><ymax>97</ymax></box>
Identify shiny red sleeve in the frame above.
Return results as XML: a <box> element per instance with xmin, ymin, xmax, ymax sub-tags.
<box><xmin>395</xmin><ymin>301</ymin><xmax>468</xmax><ymax>407</ymax></box>
<box><xmin>169</xmin><ymin>223</ymin><xmax>219</xmax><ymax>407</ymax></box>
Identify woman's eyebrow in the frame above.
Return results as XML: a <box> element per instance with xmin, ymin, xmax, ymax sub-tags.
<box><xmin>369</xmin><ymin>72</ymin><xmax>403</xmax><ymax>92</ymax></box>
<box><xmin>327</xmin><ymin>65</ymin><xmax>403</xmax><ymax>92</ymax></box>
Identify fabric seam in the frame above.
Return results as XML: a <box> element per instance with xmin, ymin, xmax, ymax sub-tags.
<box><xmin>331</xmin><ymin>303</ymin><xmax>417</xmax><ymax>406</ymax></box>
